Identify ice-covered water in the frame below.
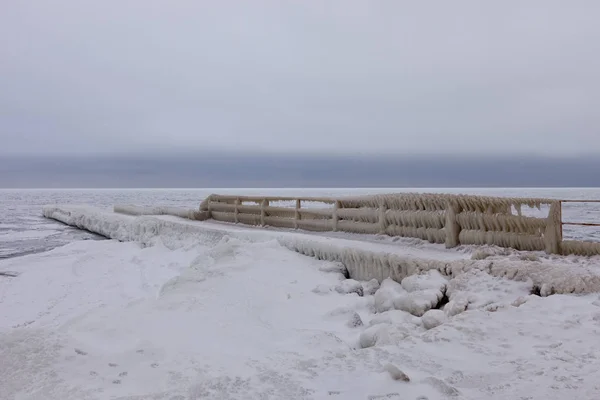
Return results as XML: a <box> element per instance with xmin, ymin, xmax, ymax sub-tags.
<box><xmin>1</xmin><ymin>188</ymin><xmax>600</xmax><ymax>260</ymax></box>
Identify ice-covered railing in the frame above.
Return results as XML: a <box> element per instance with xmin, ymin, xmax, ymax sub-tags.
<box><xmin>197</xmin><ymin>193</ymin><xmax>566</xmax><ymax>252</ymax></box>
<box><xmin>560</xmin><ymin>200</ymin><xmax>600</xmax><ymax>256</ymax></box>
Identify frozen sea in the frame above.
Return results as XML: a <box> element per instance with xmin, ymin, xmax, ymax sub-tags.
<box><xmin>2</xmin><ymin>188</ymin><xmax>600</xmax><ymax>400</ymax></box>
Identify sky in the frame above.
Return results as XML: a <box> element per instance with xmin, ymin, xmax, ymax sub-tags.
<box><xmin>2</xmin><ymin>0</ymin><xmax>600</xmax><ymax>158</ymax></box>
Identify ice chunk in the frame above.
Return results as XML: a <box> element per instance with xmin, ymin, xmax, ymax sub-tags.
<box><xmin>393</xmin><ymin>289</ymin><xmax>444</xmax><ymax>317</ymax></box>
<box><xmin>347</xmin><ymin>312</ymin><xmax>364</xmax><ymax>328</ymax></box>
<box><xmin>358</xmin><ymin>324</ymin><xmax>410</xmax><ymax>348</ymax></box>
<box><xmin>444</xmin><ymin>297</ymin><xmax>469</xmax><ymax>317</ymax></box>
<box><xmin>335</xmin><ymin>279</ymin><xmax>364</xmax><ymax>296</ymax></box>
<box><xmin>446</xmin><ymin>269</ymin><xmax>532</xmax><ymax>310</ymax></box>
<box><xmin>373</xmin><ymin>278</ymin><xmax>406</xmax><ymax>313</ymax></box>
<box><xmin>361</xmin><ymin>279</ymin><xmax>380</xmax><ymax>296</ymax></box>
<box><xmin>319</xmin><ymin>262</ymin><xmax>350</xmax><ymax>278</ymax></box>
<box><xmin>511</xmin><ymin>296</ymin><xmax>528</xmax><ymax>307</ymax></box>
<box><xmin>358</xmin><ymin>324</ymin><xmax>383</xmax><ymax>348</ymax></box>
<box><xmin>383</xmin><ymin>364</ymin><xmax>410</xmax><ymax>382</ymax></box>
<box><xmin>401</xmin><ymin>270</ymin><xmax>447</xmax><ymax>293</ymax></box>
<box><xmin>421</xmin><ymin>310</ymin><xmax>447</xmax><ymax>330</ymax></box>
<box><xmin>540</xmin><ymin>283</ymin><xmax>554</xmax><ymax>297</ymax></box>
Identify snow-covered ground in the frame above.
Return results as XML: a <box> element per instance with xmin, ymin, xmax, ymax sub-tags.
<box><xmin>2</xmin><ymin>204</ymin><xmax>600</xmax><ymax>399</ymax></box>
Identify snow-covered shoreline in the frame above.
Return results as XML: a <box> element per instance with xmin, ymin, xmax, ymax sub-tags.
<box><xmin>2</xmin><ymin>205</ymin><xmax>600</xmax><ymax>399</ymax></box>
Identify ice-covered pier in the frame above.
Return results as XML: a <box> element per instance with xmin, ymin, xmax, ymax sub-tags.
<box><xmin>43</xmin><ymin>192</ymin><xmax>600</xmax><ymax>295</ymax></box>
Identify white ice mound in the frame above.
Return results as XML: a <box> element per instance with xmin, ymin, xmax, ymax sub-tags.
<box><xmin>401</xmin><ymin>269</ymin><xmax>447</xmax><ymax>293</ymax></box>
<box><xmin>369</xmin><ymin>271</ymin><xmax>449</xmax><ymax>317</ymax></box>
<box><xmin>335</xmin><ymin>279</ymin><xmax>364</xmax><ymax>296</ymax></box>
<box><xmin>318</xmin><ymin>262</ymin><xmax>349</xmax><ymax>278</ymax></box>
<box><xmin>358</xmin><ymin>323</ymin><xmax>413</xmax><ymax>349</ymax></box>
<box><xmin>373</xmin><ymin>278</ymin><xmax>406</xmax><ymax>313</ymax></box>
<box><xmin>361</xmin><ymin>279</ymin><xmax>380</xmax><ymax>296</ymax></box>
<box><xmin>443</xmin><ymin>297</ymin><xmax>469</xmax><ymax>317</ymax></box>
<box><xmin>359</xmin><ymin>309</ymin><xmax>425</xmax><ymax>348</ymax></box>
<box><xmin>371</xmin><ymin>278</ymin><xmax>445</xmax><ymax>317</ymax></box>
<box><xmin>421</xmin><ymin>309</ymin><xmax>447</xmax><ymax>330</ymax></box>
<box><xmin>446</xmin><ymin>269</ymin><xmax>533</xmax><ymax>312</ymax></box>
<box><xmin>393</xmin><ymin>289</ymin><xmax>444</xmax><ymax>317</ymax></box>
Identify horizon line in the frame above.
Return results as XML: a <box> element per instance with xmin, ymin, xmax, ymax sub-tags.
<box><xmin>2</xmin><ymin>186</ymin><xmax>599</xmax><ymax>190</ymax></box>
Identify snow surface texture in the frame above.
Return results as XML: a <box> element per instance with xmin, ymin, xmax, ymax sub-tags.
<box><xmin>43</xmin><ymin>205</ymin><xmax>600</xmax><ymax>296</ymax></box>
<box><xmin>2</xmin><ymin>206</ymin><xmax>600</xmax><ymax>398</ymax></box>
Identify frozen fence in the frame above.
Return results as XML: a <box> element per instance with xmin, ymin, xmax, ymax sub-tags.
<box><xmin>197</xmin><ymin>193</ymin><xmax>600</xmax><ymax>256</ymax></box>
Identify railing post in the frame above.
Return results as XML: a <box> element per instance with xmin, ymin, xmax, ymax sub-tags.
<box><xmin>544</xmin><ymin>200</ymin><xmax>562</xmax><ymax>254</ymax></box>
<box><xmin>200</xmin><ymin>194</ymin><xmax>212</xmax><ymax>212</ymax></box>
<box><xmin>294</xmin><ymin>199</ymin><xmax>301</xmax><ymax>229</ymax></box>
<box><xmin>378</xmin><ymin>199</ymin><xmax>387</xmax><ymax>234</ymax></box>
<box><xmin>445</xmin><ymin>200</ymin><xmax>460</xmax><ymax>248</ymax></box>
<box><xmin>260</xmin><ymin>199</ymin><xmax>269</xmax><ymax>226</ymax></box>
<box><xmin>234</xmin><ymin>198</ymin><xmax>240</xmax><ymax>223</ymax></box>
<box><xmin>332</xmin><ymin>201</ymin><xmax>340</xmax><ymax>231</ymax></box>
<box><xmin>200</xmin><ymin>195</ymin><xmax>213</xmax><ymax>220</ymax></box>
<box><xmin>559</xmin><ymin>200</ymin><xmax>563</xmax><ymax>242</ymax></box>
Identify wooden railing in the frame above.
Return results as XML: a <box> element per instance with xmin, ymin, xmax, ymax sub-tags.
<box><xmin>560</xmin><ymin>200</ymin><xmax>600</xmax><ymax>232</ymax></box>
<box><xmin>195</xmin><ymin>192</ymin><xmax>600</xmax><ymax>255</ymax></box>
<box><xmin>559</xmin><ymin>200</ymin><xmax>600</xmax><ymax>256</ymax></box>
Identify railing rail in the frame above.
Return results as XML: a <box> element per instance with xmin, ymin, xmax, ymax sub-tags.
<box><xmin>559</xmin><ymin>199</ymin><xmax>600</xmax><ymax>234</ymax></box>
<box><xmin>562</xmin><ymin>222</ymin><xmax>600</xmax><ymax>227</ymax></box>
<box><xmin>560</xmin><ymin>200</ymin><xmax>600</xmax><ymax>203</ymax></box>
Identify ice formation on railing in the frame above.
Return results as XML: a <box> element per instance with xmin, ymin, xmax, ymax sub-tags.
<box><xmin>199</xmin><ymin>192</ymin><xmax>588</xmax><ymax>255</ymax></box>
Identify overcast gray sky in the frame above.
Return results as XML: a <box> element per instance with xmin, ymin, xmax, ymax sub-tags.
<box><xmin>1</xmin><ymin>1</ymin><xmax>600</xmax><ymax>156</ymax></box>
